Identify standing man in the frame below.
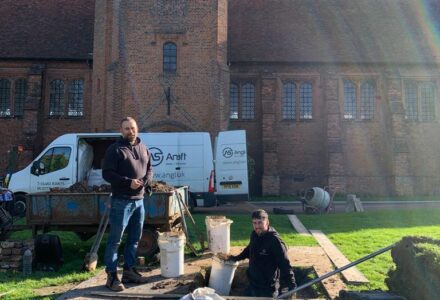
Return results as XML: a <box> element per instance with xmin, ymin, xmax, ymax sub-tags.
<box><xmin>228</xmin><ymin>209</ymin><xmax>296</xmax><ymax>297</ymax></box>
<box><xmin>102</xmin><ymin>117</ymin><xmax>153</xmax><ymax>292</ymax></box>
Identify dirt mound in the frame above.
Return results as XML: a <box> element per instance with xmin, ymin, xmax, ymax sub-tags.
<box><xmin>386</xmin><ymin>236</ymin><xmax>440</xmax><ymax>299</ymax></box>
<box><xmin>48</xmin><ymin>180</ymin><xmax>175</xmax><ymax>193</ymax></box>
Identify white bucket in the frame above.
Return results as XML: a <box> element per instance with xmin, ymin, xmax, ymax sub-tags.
<box><xmin>158</xmin><ymin>232</ymin><xmax>186</xmax><ymax>277</ymax></box>
<box><xmin>208</xmin><ymin>256</ymin><xmax>239</xmax><ymax>295</ymax></box>
<box><xmin>205</xmin><ymin>216</ymin><xmax>233</xmax><ymax>254</ymax></box>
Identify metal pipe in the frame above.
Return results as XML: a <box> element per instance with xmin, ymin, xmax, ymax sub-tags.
<box><xmin>277</xmin><ymin>242</ymin><xmax>397</xmax><ymax>299</ymax></box>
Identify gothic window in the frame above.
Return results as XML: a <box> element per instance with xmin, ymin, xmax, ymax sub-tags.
<box><xmin>282</xmin><ymin>80</ymin><xmax>313</xmax><ymax>120</ymax></box>
<box><xmin>229</xmin><ymin>83</ymin><xmax>238</xmax><ymax>119</ymax></box>
<box><xmin>68</xmin><ymin>79</ymin><xmax>84</xmax><ymax>117</ymax></box>
<box><xmin>163</xmin><ymin>42</ymin><xmax>177</xmax><ymax>73</ymax></box>
<box><xmin>343</xmin><ymin>79</ymin><xmax>376</xmax><ymax>120</ymax></box>
<box><xmin>14</xmin><ymin>79</ymin><xmax>27</xmax><ymax>117</ymax></box>
<box><xmin>360</xmin><ymin>81</ymin><xmax>375</xmax><ymax>120</ymax></box>
<box><xmin>241</xmin><ymin>83</ymin><xmax>255</xmax><ymax>119</ymax></box>
<box><xmin>343</xmin><ymin>80</ymin><xmax>356</xmax><ymax>119</ymax></box>
<box><xmin>282</xmin><ymin>82</ymin><xmax>295</xmax><ymax>119</ymax></box>
<box><xmin>49</xmin><ymin>80</ymin><xmax>65</xmax><ymax>116</ymax></box>
<box><xmin>300</xmin><ymin>82</ymin><xmax>313</xmax><ymax>119</ymax></box>
<box><xmin>0</xmin><ymin>79</ymin><xmax>11</xmax><ymax>117</ymax></box>
<box><xmin>420</xmin><ymin>83</ymin><xmax>436</xmax><ymax>122</ymax></box>
<box><xmin>49</xmin><ymin>79</ymin><xmax>85</xmax><ymax>118</ymax></box>
<box><xmin>404</xmin><ymin>81</ymin><xmax>436</xmax><ymax>122</ymax></box>
<box><xmin>229</xmin><ymin>82</ymin><xmax>256</xmax><ymax>120</ymax></box>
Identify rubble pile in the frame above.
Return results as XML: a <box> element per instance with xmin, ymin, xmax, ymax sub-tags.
<box><xmin>0</xmin><ymin>240</ymin><xmax>34</xmax><ymax>272</ymax></box>
<box><xmin>48</xmin><ymin>180</ymin><xmax>175</xmax><ymax>193</ymax></box>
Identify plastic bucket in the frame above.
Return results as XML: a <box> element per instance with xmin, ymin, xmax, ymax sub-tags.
<box><xmin>158</xmin><ymin>232</ymin><xmax>186</xmax><ymax>277</ymax></box>
<box><xmin>205</xmin><ymin>216</ymin><xmax>233</xmax><ymax>254</ymax></box>
<box><xmin>305</xmin><ymin>187</ymin><xmax>330</xmax><ymax>211</ymax></box>
<box><xmin>208</xmin><ymin>256</ymin><xmax>239</xmax><ymax>295</ymax></box>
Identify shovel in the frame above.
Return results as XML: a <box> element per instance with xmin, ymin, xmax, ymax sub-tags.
<box><xmin>83</xmin><ymin>196</ymin><xmax>110</xmax><ymax>272</ymax></box>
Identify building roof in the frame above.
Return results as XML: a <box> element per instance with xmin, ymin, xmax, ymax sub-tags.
<box><xmin>1</xmin><ymin>0</ymin><xmax>439</xmax><ymax>64</ymax></box>
<box><xmin>0</xmin><ymin>0</ymin><xmax>94</xmax><ymax>60</ymax></box>
<box><xmin>228</xmin><ymin>0</ymin><xmax>440</xmax><ymax>64</ymax></box>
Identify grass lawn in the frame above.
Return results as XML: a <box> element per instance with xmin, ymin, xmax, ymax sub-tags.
<box><xmin>1</xmin><ymin>230</ymin><xmax>102</xmax><ymax>300</ymax></box>
<box><xmin>193</xmin><ymin>208</ymin><xmax>440</xmax><ymax>291</ymax></box>
<box><xmin>2</xmin><ymin>207</ymin><xmax>440</xmax><ymax>298</ymax></box>
<box><xmin>250</xmin><ymin>194</ymin><xmax>440</xmax><ymax>202</ymax></box>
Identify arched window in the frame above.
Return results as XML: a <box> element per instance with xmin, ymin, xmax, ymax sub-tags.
<box><xmin>241</xmin><ymin>83</ymin><xmax>255</xmax><ymax>119</ymax></box>
<box><xmin>68</xmin><ymin>79</ymin><xmax>84</xmax><ymax>117</ymax></box>
<box><xmin>420</xmin><ymin>82</ymin><xmax>435</xmax><ymax>121</ymax></box>
<box><xmin>229</xmin><ymin>83</ymin><xmax>238</xmax><ymax>119</ymax></box>
<box><xmin>49</xmin><ymin>80</ymin><xmax>65</xmax><ymax>116</ymax></box>
<box><xmin>0</xmin><ymin>79</ymin><xmax>11</xmax><ymax>117</ymax></box>
<box><xmin>282</xmin><ymin>82</ymin><xmax>295</xmax><ymax>119</ymax></box>
<box><xmin>163</xmin><ymin>42</ymin><xmax>177</xmax><ymax>73</ymax></box>
<box><xmin>360</xmin><ymin>81</ymin><xmax>375</xmax><ymax>120</ymax></box>
<box><xmin>14</xmin><ymin>79</ymin><xmax>27</xmax><ymax>117</ymax></box>
<box><xmin>343</xmin><ymin>80</ymin><xmax>356</xmax><ymax>119</ymax></box>
<box><xmin>300</xmin><ymin>82</ymin><xmax>313</xmax><ymax>119</ymax></box>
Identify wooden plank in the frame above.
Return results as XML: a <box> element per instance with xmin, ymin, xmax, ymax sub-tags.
<box><xmin>310</xmin><ymin>230</ymin><xmax>369</xmax><ymax>284</ymax></box>
<box><xmin>287</xmin><ymin>215</ymin><xmax>311</xmax><ymax>236</ymax></box>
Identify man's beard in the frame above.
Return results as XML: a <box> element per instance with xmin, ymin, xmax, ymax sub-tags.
<box><xmin>124</xmin><ymin>135</ymin><xmax>136</xmax><ymax>143</ymax></box>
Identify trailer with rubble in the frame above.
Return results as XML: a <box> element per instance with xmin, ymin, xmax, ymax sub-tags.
<box><xmin>21</xmin><ymin>186</ymin><xmax>189</xmax><ymax>256</ymax></box>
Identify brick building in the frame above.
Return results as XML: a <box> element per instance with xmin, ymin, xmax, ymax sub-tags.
<box><xmin>1</xmin><ymin>0</ymin><xmax>440</xmax><ymax>196</ymax></box>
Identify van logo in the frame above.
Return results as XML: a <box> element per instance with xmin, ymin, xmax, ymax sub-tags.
<box><xmin>149</xmin><ymin>147</ymin><xmax>164</xmax><ymax>167</ymax></box>
<box><xmin>222</xmin><ymin>147</ymin><xmax>233</xmax><ymax>158</ymax></box>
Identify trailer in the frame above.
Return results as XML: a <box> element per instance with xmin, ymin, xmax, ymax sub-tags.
<box><xmin>23</xmin><ymin>186</ymin><xmax>189</xmax><ymax>256</ymax></box>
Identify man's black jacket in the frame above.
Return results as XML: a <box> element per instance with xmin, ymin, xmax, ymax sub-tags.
<box><xmin>102</xmin><ymin>137</ymin><xmax>153</xmax><ymax>199</ymax></box>
<box><xmin>232</xmin><ymin>227</ymin><xmax>296</xmax><ymax>292</ymax></box>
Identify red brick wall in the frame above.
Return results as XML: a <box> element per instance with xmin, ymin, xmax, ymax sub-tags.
<box><xmin>0</xmin><ymin>61</ymin><xmax>92</xmax><ymax>176</ymax></box>
<box><xmin>92</xmin><ymin>0</ymin><xmax>229</xmax><ymax>136</ymax></box>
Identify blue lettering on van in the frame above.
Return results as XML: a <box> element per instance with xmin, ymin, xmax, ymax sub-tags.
<box><xmin>166</xmin><ymin>153</ymin><xmax>187</xmax><ymax>161</ymax></box>
<box><xmin>153</xmin><ymin>171</ymin><xmax>185</xmax><ymax>180</ymax></box>
<box><xmin>223</xmin><ymin>147</ymin><xmax>233</xmax><ymax>158</ymax></box>
<box><xmin>149</xmin><ymin>147</ymin><xmax>164</xmax><ymax>167</ymax></box>
<box><xmin>223</xmin><ymin>147</ymin><xmax>246</xmax><ymax>159</ymax></box>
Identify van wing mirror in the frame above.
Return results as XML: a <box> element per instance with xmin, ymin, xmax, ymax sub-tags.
<box><xmin>31</xmin><ymin>161</ymin><xmax>41</xmax><ymax>176</ymax></box>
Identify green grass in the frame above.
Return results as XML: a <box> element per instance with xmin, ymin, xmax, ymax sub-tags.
<box><xmin>3</xmin><ymin>208</ymin><xmax>440</xmax><ymax>298</ymax></box>
<box><xmin>298</xmin><ymin>208</ymin><xmax>440</xmax><ymax>290</ymax></box>
<box><xmin>191</xmin><ymin>209</ymin><xmax>440</xmax><ymax>291</ymax></box>
<box><xmin>250</xmin><ymin>194</ymin><xmax>440</xmax><ymax>202</ymax></box>
<box><xmin>1</xmin><ymin>229</ymin><xmax>102</xmax><ymax>300</ymax></box>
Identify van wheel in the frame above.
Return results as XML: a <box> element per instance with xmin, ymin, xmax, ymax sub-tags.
<box><xmin>188</xmin><ymin>193</ymin><xmax>197</xmax><ymax>212</ymax></box>
<box><xmin>13</xmin><ymin>194</ymin><xmax>26</xmax><ymax>217</ymax></box>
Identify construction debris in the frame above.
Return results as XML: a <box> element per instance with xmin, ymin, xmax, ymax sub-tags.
<box><xmin>345</xmin><ymin>194</ymin><xmax>364</xmax><ymax>212</ymax></box>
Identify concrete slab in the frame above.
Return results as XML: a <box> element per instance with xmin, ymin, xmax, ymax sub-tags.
<box><xmin>287</xmin><ymin>214</ymin><xmax>311</xmax><ymax>236</ymax></box>
<box><xmin>310</xmin><ymin>230</ymin><xmax>369</xmax><ymax>285</ymax></box>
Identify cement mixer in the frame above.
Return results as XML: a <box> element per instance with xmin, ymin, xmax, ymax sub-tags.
<box><xmin>302</xmin><ymin>187</ymin><xmax>332</xmax><ymax>214</ymax></box>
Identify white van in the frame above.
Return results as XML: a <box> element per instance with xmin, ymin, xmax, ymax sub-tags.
<box><xmin>7</xmin><ymin>130</ymin><xmax>249</xmax><ymax>211</ymax></box>
<box><xmin>214</xmin><ymin>130</ymin><xmax>249</xmax><ymax>202</ymax></box>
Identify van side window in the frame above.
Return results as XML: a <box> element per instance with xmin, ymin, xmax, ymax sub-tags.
<box><xmin>38</xmin><ymin>147</ymin><xmax>71</xmax><ymax>174</ymax></box>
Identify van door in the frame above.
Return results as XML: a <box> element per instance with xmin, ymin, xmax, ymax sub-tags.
<box><xmin>214</xmin><ymin>130</ymin><xmax>249</xmax><ymax>202</ymax></box>
<box><xmin>30</xmin><ymin>146</ymin><xmax>74</xmax><ymax>193</ymax></box>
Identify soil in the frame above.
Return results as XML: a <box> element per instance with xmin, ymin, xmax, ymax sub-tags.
<box><xmin>48</xmin><ymin>180</ymin><xmax>174</xmax><ymax>193</ymax></box>
<box><xmin>54</xmin><ymin>245</ymin><xmax>345</xmax><ymax>299</ymax></box>
<box><xmin>34</xmin><ymin>282</ymin><xmax>77</xmax><ymax>297</ymax></box>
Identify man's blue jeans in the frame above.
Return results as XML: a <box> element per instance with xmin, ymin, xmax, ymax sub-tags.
<box><xmin>104</xmin><ymin>196</ymin><xmax>145</xmax><ymax>273</ymax></box>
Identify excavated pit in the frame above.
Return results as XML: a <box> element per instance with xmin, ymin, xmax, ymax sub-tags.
<box><xmin>196</xmin><ymin>263</ymin><xmax>326</xmax><ymax>298</ymax></box>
